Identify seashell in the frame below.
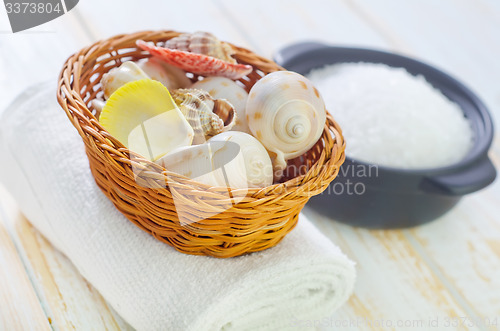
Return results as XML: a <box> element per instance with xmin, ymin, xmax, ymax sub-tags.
<box><xmin>90</xmin><ymin>99</ymin><xmax>106</xmax><ymax>119</ymax></box>
<box><xmin>192</xmin><ymin>77</ymin><xmax>250</xmax><ymax>133</ymax></box>
<box><xmin>99</xmin><ymin>79</ymin><xmax>194</xmax><ymax>161</ymax></box>
<box><xmin>137</xmin><ymin>57</ymin><xmax>191</xmax><ymax>90</ymax></box>
<box><xmin>156</xmin><ymin>144</ymin><xmax>220</xmax><ymax>187</ymax></box>
<box><xmin>171</xmin><ymin>88</ymin><xmax>236</xmax><ymax>142</ymax></box>
<box><xmin>101</xmin><ymin>61</ymin><xmax>149</xmax><ymax>99</ymax></box>
<box><xmin>165</xmin><ymin>31</ymin><xmax>237</xmax><ymax>64</ymax></box>
<box><xmin>208</xmin><ymin>131</ymin><xmax>273</xmax><ymax>188</ymax></box>
<box><xmin>156</xmin><ymin>131</ymin><xmax>273</xmax><ymax>189</ymax></box>
<box><xmin>246</xmin><ymin>71</ymin><xmax>327</xmax><ymax>173</ymax></box>
<box><xmin>136</xmin><ymin>39</ymin><xmax>253</xmax><ymax>80</ymax></box>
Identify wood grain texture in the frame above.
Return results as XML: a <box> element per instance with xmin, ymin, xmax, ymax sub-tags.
<box><xmin>74</xmin><ymin>0</ymin><xmax>254</xmax><ymax>55</ymax></box>
<box><xmin>14</xmin><ymin>211</ymin><xmax>134</xmax><ymax>330</ymax></box>
<box><xmin>0</xmin><ymin>186</ymin><xmax>133</xmax><ymax>330</ymax></box>
<box><xmin>345</xmin><ymin>2</ymin><xmax>500</xmax><ymax>327</ymax></box>
<box><xmin>0</xmin><ymin>214</ymin><xmax>51</xmax><ymax>331</ymax></box>
<box><xmin>305</xmin><ymin>209</ymin><xmax>481</xmax><ymax>331</ymax></box>
<box><xmin>217</xmin><ymin>1</ymin><xmax>500</xmax><ymax>329</ymax></box>
<box><xmin>213</xmin><ymin>0</ymin><xmax>390</xmax><ymax>58</ymax></box>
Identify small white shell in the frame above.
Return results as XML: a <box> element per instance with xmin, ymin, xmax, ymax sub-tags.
<box><xmin>192</xmin><ymin>77</ymin><xmax>250</xmax><ymax>133</ymax></box>
<box><xmin>90</xmin><ymin>99</ymin><xmax>105</xmax><ymax>118</ymax></box>
<box><xmin>246</xmin><ymin>71</ymin><xmax>327</xmax><ymax>172</ymax></box>
<box><xmin>156</xmin><ymin>131</ymin><xmax>273</xmax><ymax>189</ymax></box>
<box><xmin>209</xmin><ymin>131</ymin><xmax>273</xmax><ymax>188</ymax></box>
<box><xmin>156</xmin><ymin>144</ymin><xmax>219</xmax><ymax>187</ymax></box>
<box><xmin>101</xmin><ymin>61</ymin><xmax>149</xmax><ymax>99</ymax></box>
<box><xmin>138</xmin><ymin>57</ymin><xmax>191</xmax><ymax>90</ymax></box>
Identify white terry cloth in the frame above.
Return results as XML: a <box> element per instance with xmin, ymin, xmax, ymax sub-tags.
<box><xmin>0</xmin><ymin>82</ymin><xmax>355</xmax><ymax>331</ymax></box>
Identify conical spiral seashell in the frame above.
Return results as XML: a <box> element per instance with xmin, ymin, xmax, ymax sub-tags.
<box><xmin>246</xmin><ymin>71</ymin><xmax>327</xmax><ymax>173</ymax></box>
<box><xmin>192</xmin><ymin>77</ymin><xmax>250</xmax><ymax>133</ymax></box>
<box><xmin>171</xmin><ymin>88</ymin><xmax>236</xmax><ymax>142</ymax></box>
<box><xmin>165</xmin><ymin>31</ymin><xmax>237</xmax><ymax>64</ymax></box>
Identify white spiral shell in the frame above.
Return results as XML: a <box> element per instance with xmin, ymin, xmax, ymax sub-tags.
<box><xmin>192</xmin><ymin>77</ymin><xmax>250</xmax><ymax>133</ymax></box>
<box><xmin>246</xmin><ymin>71</ymin><xmax>327</xmax><ymax>172</ymax></box>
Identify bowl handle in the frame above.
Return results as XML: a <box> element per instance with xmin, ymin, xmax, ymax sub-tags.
<box><xmin>273</xmin><ymin>41</ymin><xmax>329</xmax><ymax>66</ymax></box>
<box><xmin>422</xmin><ymin>156</ymin><xmax>497</xmax><ymax>196</ymax></box>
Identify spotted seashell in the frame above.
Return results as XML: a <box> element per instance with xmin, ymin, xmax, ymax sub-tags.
<box><xmin>246</xmin><ymin>71</ymin><xmax>327</xmax><ymax>174</ymax></box>
<box><xmin>171</xmin><ymin>88</ymin><xmax>236</xmax><ymax>142</ymax></box>
<box><xmin>192</xmin><ymin>77</ymin><xmax>250</xmax><ymax>133</ymax></box>
<box><xmin>165</xmin><ymin>31</ymin><xmax>237</xmax><ymax>64</ymax></box>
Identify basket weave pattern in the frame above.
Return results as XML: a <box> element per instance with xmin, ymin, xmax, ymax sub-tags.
<box><xmin>57</xmin><ymin>30</ymin><xmax>345</xmax><ymax>258</ymax></box>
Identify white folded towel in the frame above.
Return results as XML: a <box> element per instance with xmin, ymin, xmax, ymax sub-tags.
<box><xmin>0</xmin><ymin>82</ymin><xmax>355</xmax><ymax>331</ymax></box>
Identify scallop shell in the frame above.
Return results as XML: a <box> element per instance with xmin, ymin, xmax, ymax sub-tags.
<box><xmin>171</xmin><ymin>88</ymin><xmax>236</xmax><ymax>142</ymax></box>
<box><xmin>136</xmin><ymin>39</ymin><xmax>253</xmax><ymax>80</ymax></box>
<box><xmin>192</xmin><ymin>77</ymin><xmax>250</xmax><ymax>133</ymax></box>
<box><xmin>156</xmin><ymin>131</ymin><xmax>273</xmax><ymax>189</ymax></box>
<box><xmin>99</xmin><ymin>79</ymin><xmax>194</xmax><ymax>161</ymax></box>
<box><xmin>138</xmin><ymin>57</ymin><xmax>191</xmax><ymax>90</ymax></box>
<box><xmin>165</xmin><ymin>31</ymin><xmax>237</xmax><ymax>64</ymax></box>
<box><xmin>246</xmin><ymin>71</ymin><xmax>327</xmax><ymax>174</ymax></box>
<box><xmin>101</xmin><ymin>61</ymin><xmax>150</xmax><ymax>99</ymax></box>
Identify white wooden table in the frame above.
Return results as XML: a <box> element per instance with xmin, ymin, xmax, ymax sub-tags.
<box><xmin>1</xmin><ymin>1</ymin><xmax>500</xmax><ymax>330</ymax></box>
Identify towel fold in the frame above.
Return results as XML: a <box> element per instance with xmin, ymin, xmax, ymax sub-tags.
<box><xmin>0</xmin><ymin>82</ymin><xmax>355</xmax><ymax>331</ymax></box>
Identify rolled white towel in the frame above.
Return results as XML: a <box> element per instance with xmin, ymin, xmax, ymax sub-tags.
<box><xmin>0</xmin><ymin>82</ymin><xmax>355</xmax><ymax>331</ymax></box>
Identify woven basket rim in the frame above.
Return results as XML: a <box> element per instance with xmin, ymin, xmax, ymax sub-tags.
<box><xmin>56</xmin><ymin>30</ymin><xmax>345</xmax><ymax>198</ymax></box>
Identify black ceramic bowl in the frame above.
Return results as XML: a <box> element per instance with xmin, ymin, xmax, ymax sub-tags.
<box><xmin>274</xmin><ymin>42</ymin><xmax>496</xmax><ymax>228</ymax></box>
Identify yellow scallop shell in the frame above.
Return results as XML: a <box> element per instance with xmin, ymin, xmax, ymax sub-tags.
<box><xmin>99</xmin><ymin>79</ymin><xmax>194</xmax><ymax>161</ymax></box>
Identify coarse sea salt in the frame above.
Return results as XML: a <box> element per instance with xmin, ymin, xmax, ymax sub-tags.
<box><xmin>307</xmin><ymin>62</ymin><xmax>474</xmax><ymax>169</ymax></box>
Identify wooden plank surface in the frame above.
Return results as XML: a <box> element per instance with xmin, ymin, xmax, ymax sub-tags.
<box><xmin>305</xmin><ymin>209</ymin><xmax>481</xmax><ymax>331</ymax></box>
<box><xmin>341</xmin><ymin>1</ymin><xmax>500</xmax><ymax>326</ymax></box>
<box><xmin>1</xmin><ymin>0</ymin><xmax>500</xmax><ymax>330</ymax></box>
<box><xmin>14</xmin><ymin>210</ymin><xmax>133</xmax><ymax>330</ymax></box>
<box><xmin>219</xmin><ymin>1</ymin><xmax>500</xmax><ymax>329</ymax></box>
<box><xmin>0</xmin><ymin>6</ymin><xmax>132</xmax><ymax>330</ymax></box>
<box><xmin>0</xmin><ymin>184</ymin><xmax>133</xmax><ymax>330</ymax></box>
<box><xmin>0</xmin><ymin>212</ymin><xmax>51</xmax><ymax>331</ymax></box>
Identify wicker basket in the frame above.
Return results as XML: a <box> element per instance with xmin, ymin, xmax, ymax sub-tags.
<box><xmin>56</xmin><ymin>30</ymin><xmax>345</xmax><ymax>258</ymax></box>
